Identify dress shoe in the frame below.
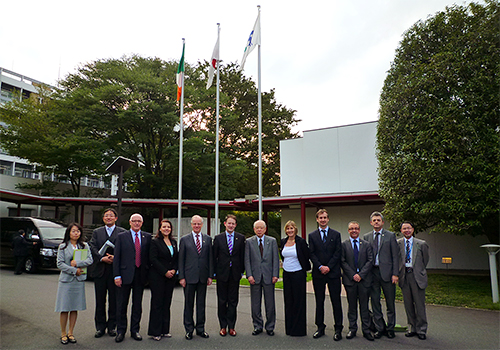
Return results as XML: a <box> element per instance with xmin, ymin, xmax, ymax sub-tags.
<box><xmin>108</xmin><ymin>329</ymin><xmax>117</xmax><ymax>337</ymax></box>
<box><xmin>266</xmin><ymin>330</ymin><xmax>274</xmax><ymax>336</ymax></box>
<box><xmin>229</xmin><ymin>329</ymin><xmax>237</xmax><ymax>336</ymax></box>
<box><xmin>219</xmin><ymin>328</ymin><xmax>227</xmax><ymax>336</ymax></box>
<box><xmin>374</xmin><ymin>330</ymin><xmax>385</xmax><ymax>339</ymax></box>
<box><xmin>313</xmin><ymin>329</ymin><xmax>325</xmax><ymax>338</ymax></box>
<box><xmin>252</xmin><ymin>328</ymin><xmax>263</xmax><ymax>335</ymax></box>
<box><xmin>386</xmin><ymin>330</ymin><xmax>395</xmax><ymax>338</ymax></box>
<box><xmin>333</xmin><ymin>332</ymin><xmax>342</xmax><ymax>341</ymax></box>
<box><xmin>115</xmin><ymin>333</ymin><xmax>125</xmax><ymax>342</ymax></box>
<box><xmin>131</xmin><ymin>332</ymin><xmax>142</xmax><ymax>341</ymax></box>
<box><xmin>418</xmin><ymin>334</ymin><xmax>426</xmax><ymax>340</ymax></box>
<box><xmin>95</xmin><ymin>330</ymin><xmax>105</xmax><ymax>338</ymax></box>
<box><xmin>162</xmin><ymin>333</ymin><xmax>172</xmax><ymax>338</ymax></box>
<box><xmin>363</xmin><ymin>332</ymin><xmax>375</xmax><ymax>341</ymax></box>
<box><xmin>197</xmin><ymin>331</ymin><xmax>209</xmax><ymax>338</ymax></box>
<box><xmin>153</xmin><ymin>336</ymin><xmax>161</xmax><ymax>341</ymax></box>
<box><xmin>405</xmin><ymin>331</ymin><xmax>417</xmax><ymax>337</ymax></box>
<box><xmin>346</xmin><ymin>330</ymin><xmax>356</xmax><ymax>339</ymax></box>
<box><xmin>185</xmin><ymin>332</ymin><xmax>193</xmax><ymax>340</ymax></box>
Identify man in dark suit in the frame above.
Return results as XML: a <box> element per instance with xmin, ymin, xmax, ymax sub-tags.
<box><xmin>178</xmin><ymin>215</ymin><xmax>214</xmax><ymax>340</ymax></box>
<box><xmin>89</xmin><ymin>208</ymin><xmax>124</xmax><ymax>338</ymax></box>
<box><xmin>309</xmin><ymin>209</ymin><xmax>343</xmax><ymax>341</ymax></box>
<box><xmin>341</xmin><ymin>221</ymin><xmax>374</xmax><ymax>341</ymax></box>
<box><xmin>113</xmin><ymin>213</ymin><xmax>151</xmax><ymax>343</ymax></box>
<box><xmin>244</xmin><ymin>220</ymin><xmax>280</xmax><ymax>336</ymax></box>
<box><xmin>363</xmin><ymin>211</ymin><xmax>399</xmax><ymax>339</ymax></box>
<box><xmin>398</xmin><ymin>221</ymin><xmax>429</xmax><ymax>340</ymax></box>
<box><xmin>213</xmin><ymin>214</ymin><xmax>246</xmax><ymax>337</ymax></box>
<box><xmin>12</xmin><ymin>229</ymin><xmax>34</xmax><ymax>275</ymax></box>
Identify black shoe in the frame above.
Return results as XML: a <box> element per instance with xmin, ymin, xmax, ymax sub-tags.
<box><xmin>266</xmin><ymin>330</ymin><xmax>274</xmax><ymax>336</ymax></box>
<box><xmin>115</xmin><ymin>333</ymin><xmax>125</xmax><ymax>342</ymax></box>
<box><xmin>363</xmin><ymin>332</ymin><xmax>375</xmax><ymax>341</ymax></box>
<box><xmin>95</xmin><ymin>330</ymin><xmax>105</xmax><ymax>338</ymax></box>
<box><xmin>418</xmin><ymin>334</ymin><xmax>426</xmax><ymax>340</ymax></box>
<box><xmin>313</xmin><ymin>329</ymin><xmax>325</xmax><ymax>339</ymax></box>
<box><xmin>108</xmin><ymin>329</ymin><xmax>117</xmax><ymax>337</ymax></box>
<box><xmin>197</xmin><ymin>331</ymin><xmax>209</xmax><ymax>338</ymax></box>
<box><xmin>374</xmin><ymin>330</ymin><xmax>384</xmax><ymax>339</ymax></box>
<box><xmin>131</xmin><ymin>332</ymin><xmax>142</xmax><ymax>341</ymax></box>
<box><xmin>333</xmin><ymin>332</ymin><xmax>342</xmax><ymax>341</ymax></box>
<box><xmin>346</xmin><ymin>330</ymin><xmax>356</xmax><ymax>339</ymax></box>
<box><xmin>405</xmin><ymin>331</ymin><xmax>417</xmax><ymax>337</ymax></box>
<box><xmin>185</xmin><ymin>332</ymin><xmax>193</xmax><ymax>340</ymax></box>
<box><xmin>386</xmin><ymin>330</ymin><xmax>395</xmax><ymax>338</ymax></box>
<box><xmin>252</xmin><ymin>328</ymin><xmax>263</xmax><ymax>335</ymax></box>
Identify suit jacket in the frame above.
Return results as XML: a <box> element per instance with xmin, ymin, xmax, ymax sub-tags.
<box><xmin>244</xmin><ymin>235</ymin><xmax>280</xmax><ymax>285</ymax></box>
<box><xmin>57</xmin><ymin>242</ymin><xmax>93</xmax><ymax>282</ymax></box>
<box><xmin>178</xmin><ymin>233</ymin><xmax>214</xmax><ymax>284</ymax></box>
<box><xmin>12</xmin><ymin>234</ymin><xmax>31</xmax><ymax>256</ymax></box>
<box><xmin>398</xmin><ymin>237</ymin><xmax>429</xmax><ymax>289</ymax></box>
<box><xmin>149</xmin><ymin>237</ymin><xmax>178</xmax><ymax>279</ymax></box>
<box><xmin>213</xmin><ymin>231</ymin><xmax>246</xmax><ymax>282</ymax></box>
<box><xmin>363</xmin><ymin>228</ymin><xmax>399</xmax><ymax>282</ymax></box>
<box><xmin>341</xmin><ymin>238</ymin><xmax>373</xmax><ymax>288</ymax></box>
<box><xmin>308</xmin><ymin>227</ymin><xmax>342</xmax><ymax>279</ymax></box>
<box><xmin>89</xmin><ymin>225</ymin><xmax>125</xmax><ymax>279</ymax></box>
<box><xmin>113</xmin><ymin>230</ymin><xmax>151</xmax><ymax>285</ymax></box>
<box><xmin>280</xmin><ymin>236</ymin><xmax>311</xmax><ymax>272</ymax></box>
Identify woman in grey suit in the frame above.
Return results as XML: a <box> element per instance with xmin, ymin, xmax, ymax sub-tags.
<box><xmin>55</xmin><ymin>223</ymin><xmax>93</xmax><ymax>345</ymax></box>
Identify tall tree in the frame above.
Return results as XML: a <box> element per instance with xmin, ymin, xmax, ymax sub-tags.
<box><xmin>377</xmin><ymin>1</ymin><xmax>499</xmax><ymax>244</ymax></box>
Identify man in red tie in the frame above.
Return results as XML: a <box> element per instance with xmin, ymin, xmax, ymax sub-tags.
<box><xmin>113</xmin><ymin>213</ymin><xmax>151</xmax><ymax>343</ymax></box>
<box><xmin>178</xmin><ymin>215</ymin><xmax>214</xmax><ymax>340</ymax></box>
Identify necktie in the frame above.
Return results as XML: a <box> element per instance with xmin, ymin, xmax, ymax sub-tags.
<box><xmin>134</xmin><ymin>233</ymin><xmax>141</xmax><ymax>268</ymax></box>
<box><xmin>321</xmin><ymin>229</ymin><xmax>327</xmax><ymax>243</ymax></box>
<box><xmin>259</xmin><ymin>238</ymin><xmax>263</xmax><ymax>257</ymax></box>
<box><xmin>353</xmin><ymin>239</ymin><xmax>359</xmax><ymax>271</ymax></box>
<box><xmin>228</xmin><ymin>234</ymin><xmax>233</xmax><ymax>255</ymax></box>
<box><xmin>196</xmin><ymin>234</ymin><xmax>201</xmax><ymax>255</ymax></box>
<box><xmin>374</xmin><ymin>231</ymin><xmax>380</xmax><ymax>254</ymax></box>
<box><xmin>406</xmin><ymin>239</ymin><xmax>411</xmax><ymax>264</ymax></box>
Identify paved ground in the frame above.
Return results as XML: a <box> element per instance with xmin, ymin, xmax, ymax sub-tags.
<box><xmin>1</xmin><ymin>266</ymin><xmax>499</xmax><ymax>349</ymax></box>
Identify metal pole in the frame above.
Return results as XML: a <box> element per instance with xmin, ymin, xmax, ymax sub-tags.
<box><xmin>488</xmin><ymin>252</ymin><xmax>499</xmax><ymax>303</ymax></box>
<box><xmin>177</xmin><ymin>39</ymin><xmax>186</xmax><ymax>242</ymax></box>
<box><xmin>257</xmin><ymin>6</ymin><xmax>262</xmax><ymax>220</ymax></box>
<box><xmin>214</xmin><ymin>24</ymin><xmax>221</xmax><ymax>235</ymax></box>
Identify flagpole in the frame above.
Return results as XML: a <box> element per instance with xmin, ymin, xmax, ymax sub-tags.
<box><xmin>177</xmin><ymin>38</ymin><xmax>185</xmax><ymax>242</ymax></box>
<box><xmin>257</xmin><ymin>5</ymin><xmax>263</xmax><ymax>220</ymax></box>
<box><xmin>214</xmin><ymin>23</ymin><xmax>221</xmax><ymax>235</ymax></box>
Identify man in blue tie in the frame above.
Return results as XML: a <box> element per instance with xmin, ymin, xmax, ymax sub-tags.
<box><xmin>341</xmin><ymin>221</ymin><xmax>374</xmax><ymax>341</ymax></box>
<box><xmin>213</xmin><ymin>214</ymin><xmax>246</xmax><ymax>337</ymax></box>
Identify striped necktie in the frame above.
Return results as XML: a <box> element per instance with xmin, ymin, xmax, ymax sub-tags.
<box><xmin>196</xmin><ymin>234</ymin><xmax>201</xmax><ymax>255</ymax></box>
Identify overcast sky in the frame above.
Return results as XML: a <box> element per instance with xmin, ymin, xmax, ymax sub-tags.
<box><xmin>1</xmin><ymin>0</ymin><xmax>478</xmax><ymax>133</ymax></box>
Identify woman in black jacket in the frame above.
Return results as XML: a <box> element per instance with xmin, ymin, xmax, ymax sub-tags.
<box><xmin>147</xmin><ymin>219</ymin><xmax>178</xmax><ymax>341</ymax></box>
<box><xmin>280</xmin><ymin>220</ymin><xmax>311</xmax><ymax>336</ymax></box>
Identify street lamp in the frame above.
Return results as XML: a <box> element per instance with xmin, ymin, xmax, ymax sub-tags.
<box><xmin>480</xmin><ymin>244</ymin><xmax>500</xmax><ymax>303</ymax></box>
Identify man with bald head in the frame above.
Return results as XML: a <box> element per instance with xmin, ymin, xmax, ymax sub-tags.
<box><xmin>113</xmin><ymin>213</ymin><xmax>151</xmax><ymax>342</ymax></box>
<box><xmin>178</xmin><ymin>215</ymin><xmax>214</xmax><ymax>340</ymax></box>
<box><xmin>244</xmin><ymin>220</ymin><xmax>280</xmax><ymax>336</ymax></box>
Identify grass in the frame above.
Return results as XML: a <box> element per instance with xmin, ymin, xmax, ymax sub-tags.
<box><xmin>239</xmin><ymin>270</ymin><xmax>500</xmax><ymax>311</ymax></box>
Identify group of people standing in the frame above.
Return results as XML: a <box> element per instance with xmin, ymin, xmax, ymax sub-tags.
<box><xmin>53</xmin><ymin>207</ymin><xmax>429</xmax><ymax>344</ymax></box>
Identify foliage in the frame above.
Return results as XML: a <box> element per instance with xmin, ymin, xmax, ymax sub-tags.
<box><xmin>377</xmin><ymin>1</ymin><xmax>500</xmax><ymax>244</ymax></box>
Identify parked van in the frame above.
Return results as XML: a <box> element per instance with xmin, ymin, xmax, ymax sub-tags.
<box><xmin>0</xmin><ymin>217</ymin><xmax>66</xmax><ymax>273</ymax></box>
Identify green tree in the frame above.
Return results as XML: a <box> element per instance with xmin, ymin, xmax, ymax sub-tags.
<box><xmin>377</xmin><ymin>1</ymin><xmax>500</xmax><ymax>244</ymax></box>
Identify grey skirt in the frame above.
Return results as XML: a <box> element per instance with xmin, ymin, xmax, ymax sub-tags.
<box><xmin>54</xmin><ymin>280</ymin><xmax>86</xmax><ymax>312</ymax></box>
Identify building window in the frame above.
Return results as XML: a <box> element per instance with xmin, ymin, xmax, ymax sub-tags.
<box><xmin>8</xmin><ymin>208</ymin><xmax>33</xmax><ymax>217</ymax></box>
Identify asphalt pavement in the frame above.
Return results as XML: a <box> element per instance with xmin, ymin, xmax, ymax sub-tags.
<box><xmin>0</xmin><ymin>266</ymin><xmax>499</xmax><ymax>349</ymax></box>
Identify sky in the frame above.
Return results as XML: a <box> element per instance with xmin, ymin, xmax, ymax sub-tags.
<box><xmin>1</xmin><ymin>0</ymin><xmax>478</xmax><ymax>134</ymax></box>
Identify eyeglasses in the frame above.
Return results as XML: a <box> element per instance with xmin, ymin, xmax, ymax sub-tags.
<box><xmin>130</xmin><ymin>220</ymin><xmax>143</xmax><ymax>223</ymax></box>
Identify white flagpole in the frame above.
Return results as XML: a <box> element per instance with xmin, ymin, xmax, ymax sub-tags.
<box><xmin>177</xmin><ymin>38</ymin><xmax>185</xmax><ymax>242</ymax></box>
<box><xmin>257</xmin><ymin>5</ymin><xmax>263</xmax><ymax>220</ymax></box>
<box><xmin>214</xmin><ymin>23</ymin><xmax>221</xmax><ymax>235</ymax></box>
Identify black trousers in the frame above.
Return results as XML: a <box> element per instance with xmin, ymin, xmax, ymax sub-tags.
<box><xmin>216</xmin><ymin>272</ymin><xmax>240</xmax><ymax>329</ymax></box>
<box><xmin>93</xmin><ymin>264</ymin><xmax>116</xmax><ymax>332</ymax></box>
<box><xmin>14</xmin><ymin>255</ymin><xmax>26</xmax><ymax>274</ymax></box>
<box><xmin>148</xmin><ymin>275</ymin><xmax>176</xmax><ymax>336</ymax></box>
<box><xmin>183</xmin><ymin>282</ymin><xmax>207</xmax><ymax>333</ymax></box>
<box><xmin>283</xmin><ymin>269</ymin><xmax>307</xmax><ymax>336</ymax></box>
<box><xmin>116</xmin><ymin>267</ymin><xmax>145</xmax><ymax>334</ymax></box>
<box><xmin>312</xmin><ymin>275</ymin><xmax>343</xmax><ymax>332</ymax></box>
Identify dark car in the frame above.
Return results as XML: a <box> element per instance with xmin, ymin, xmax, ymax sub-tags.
<box><xmin>0</xmin><ymin>217</ymin><xmax>66</xmax><ymax>273</ymax></box>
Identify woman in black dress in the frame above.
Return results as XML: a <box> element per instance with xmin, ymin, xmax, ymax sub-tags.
<box><xmin>280</xmin><ymin>220</ymin><xmax>310</xmax><ymax>336</ymax></box>
<box><xmin>148</xmin><ymin>219</ymin><xmax>178</xmax><ymax>341</ymax></box>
